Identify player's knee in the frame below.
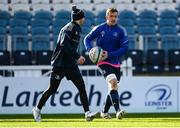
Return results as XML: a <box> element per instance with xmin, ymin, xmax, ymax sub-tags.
<box><xmin>106</xmin><ymin>74</ymin><xmax>118</xmax><ymax>91</ymax></box>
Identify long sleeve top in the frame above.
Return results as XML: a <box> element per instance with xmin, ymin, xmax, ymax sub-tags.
<box><xmin>51</xmin><ymin>21</ymin><xmax>81</xmax><ymax>68</ymax></box>
<box><xmin>84</xmin><ymin>22</ymin><xmax>128</xmax><ymax>66</ymax></box>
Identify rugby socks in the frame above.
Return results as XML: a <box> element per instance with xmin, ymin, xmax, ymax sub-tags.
<box><xmin>103</xmin><ymin>95</ymin><xmax>112</xmax><ymax>113</ymax></box>
<box><xmin>109</xmin><ymin>90</ymin><xmax>120</xmax><ymax>112</ymax></box>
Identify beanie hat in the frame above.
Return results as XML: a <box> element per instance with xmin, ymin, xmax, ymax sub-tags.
<box><xmin>71</xmin><ymin>6</ymin><xmax>85</xmax><ymax>21</ymax></box>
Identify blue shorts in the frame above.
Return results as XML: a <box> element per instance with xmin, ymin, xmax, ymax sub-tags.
<box><xmin>98</xmin><ymin>64</ymin><xmax>121</xmax><ymax>82</ymax></box>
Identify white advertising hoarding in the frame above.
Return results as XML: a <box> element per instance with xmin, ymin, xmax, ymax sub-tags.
<box><xmin>0</xmin><ymin>76</ymin><xmax>179</xmax><ymax>114</ymax></box>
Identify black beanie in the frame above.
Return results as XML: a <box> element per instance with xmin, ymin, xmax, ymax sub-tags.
<box><xmin>71</xmin><ymin>6</ymin><xmax>85</xmax><ymax>21</ymax></box>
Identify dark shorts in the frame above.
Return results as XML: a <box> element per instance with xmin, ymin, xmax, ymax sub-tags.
<box><xmin>98</xmin><ymin>64</ymin><xmax>121</xmax><ymax>82</ymax></box>
<box><xmin>51</xmin><ymin>66</ymin><xmax>82</xmax><ymax>81</ymax></box>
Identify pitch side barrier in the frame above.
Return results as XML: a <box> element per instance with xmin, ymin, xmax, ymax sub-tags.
<box><xmin>0</xmin><ymin>58</ymin><xmax>133</xmax><ymax>77</ymax></box>
<box><xmin>0</xmin><ymin>60</ymin><xmax>180</xmax><ymax>114</ymax></box>
<box><xmin>0</xmin><ymin>76</ymin><xmax>179</xmax><ymax>114</ymax></box>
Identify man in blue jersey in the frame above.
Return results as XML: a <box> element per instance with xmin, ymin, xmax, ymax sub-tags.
<box><xmin>84</xmin><ymin>8</ymin><xmax>128</xmax><ymax>119</ymax></box>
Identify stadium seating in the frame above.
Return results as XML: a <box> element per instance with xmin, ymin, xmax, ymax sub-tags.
<box><xmin>10</xmin><ymin>19</ymin><xmax>28</xmax><ymax>28</ymax></box>
<box><xmin>31</xmin><ymin>27</ymin><xmax>50</xmax><ymax>51</ymax></box>
<box><xmin>146</xmin><ymin>49</ymin><xmax>165</xmax><ymax>73</ymax></box>
<box><xmin>0</xmin><ymin>50</ymin><xmax>10</xmax><ymax>65</ymax></box>
<box><xmin>55</xmin><ymin>10</ymin><xmax>71</xmax><ymax>20</ymax></box>
<box><xmin>10</xmin><ymin>27</ymin><xmax>29</xmax><ymax>50</ymax></box>
<box><xmin>138</xmin><ymin>27</ymin><xmax>157</xmax><ymax>50</ymax></box>
<box><xmin>34</xmin><ymin>10</ymin><xmax>53</xmax><ymax>21</ymax></box>
<box><xmin>13</xmin><ymin>50</ymin><xmax>32</xmax><ymax>65</ymax></box>
<box><xmin>35</xmin><ymin>50</ymin><xmax>53</xmax><ymax>65</ymax></box>
<box><xmin>13</xmin><ymin>10</ymin><xmax>32</xmax><ymax>23</ymax></box>
<box><xmin>159</xmin><ymin>27</ymin><xmax>179</xmax><ymax>50</ymax></box>
<box><xmin>168</xmin><ymin>49</ymin><xmax>180</xmax><ymax>72</ymax></box>
<box><xmin>126</xmin><ymin>49</ymin><xmax>144</xmax><ymax>74</ymax></box>
<box><xmin>0</xmin><ymin>0</ymin><xmax>178</xmax><ymax>74</ymax></box>
<box><xmin>0</xmin><ymin>10</ymin><xmax>10</xmax><ymax>25</ymax></box>
<box><xmin>0</xmin><ymin>27</ymin><xmax>7</xmax><ymax>50</ymax></box>
<box><xmin>124</xmin><ymin>27</ymin><xmax>136</xmax><ymax>49</ymax></box>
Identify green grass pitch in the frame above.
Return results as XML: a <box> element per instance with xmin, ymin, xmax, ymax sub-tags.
<box><xmin>0</xmin><ymin>113</ymin><xmax>180</xmax><ymax>128</ymax></box>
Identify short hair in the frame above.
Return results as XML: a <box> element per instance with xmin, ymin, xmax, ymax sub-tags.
<box><xmin>106</xmin><ymin>8</ymin><xmax>118</xmax><ymax>16</ymax></box>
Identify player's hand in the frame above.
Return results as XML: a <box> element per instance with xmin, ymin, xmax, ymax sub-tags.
<box><xmin>100</xmin><ymin>50</ymin><xmax>108</xmax><ymax>61</ymax></box>
<box><xmin>77</xmin><ymin>56</ymin><xmax>85</xmax><ymax>65</ymax></box>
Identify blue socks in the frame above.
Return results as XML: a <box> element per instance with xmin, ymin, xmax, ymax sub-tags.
<box><xmin>103</xmin><ymin>90</ymin><xmax>120</xmax><ymax>113</ymax></box>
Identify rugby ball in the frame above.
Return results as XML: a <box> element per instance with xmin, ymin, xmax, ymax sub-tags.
<box><xmin>89</xmin><ymin>46</ymin><xmax>103</xmax><ymax>64</ymax></box>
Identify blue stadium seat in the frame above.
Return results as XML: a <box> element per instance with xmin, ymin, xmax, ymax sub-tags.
<box><xmin>10</xmin><ymin>19</ymin><xmax>28</xmax><ymax>27</ymax></box>
<box><xmin>0</xmin><ymin>10</ymin><xmax>10</xmax><ymax>25</ymax></box>
<box><xmin>119</xmin><ymin>19</ymin><xmax>135</xmax><ymax>27</ymax></box>
<box><xmin>0</xmin><ymin>50</ymin><xmax>10</xmax><ymax>65</ymax></box>
<box><xmin>158</xmin><ymin>19</ymin><xmax>177</xmax><ymax>27</ymax></box>
<box><xmin>52</xmin><ymin>19</ymin><xmax>69</xmax><ymax>28</ymax></box>
<box><xmin>119</xmin><ymin>10</ymin><xmax>136</xmax><ymax>21</ymax></box>
<box><xmin>146</xmin><ymin>49</ymin><xmax>165</xmax><ymax>73</ymax></box>
<box><xmin>139</xmin><ymin>10</ymin><xmax>157</xmax><ymax>20</ymax></box>
<box><xmin>31</xmin><ymin>19</ymin><xmax>51</xmax><ymax>27</ymax></box>
<box><xmin>10</xmin><ymin>27</ymin><xmax>29</xmax><ymax>50</ymax></box>
<box><xmin>137</xmin><ymin>19</ymin><xmax>156</xmax><ymax>27</ymax></box>
<box><xmin>0</xmin><ymin>27</ymin><xmax>6</xmax><ymax>50</ymax></box>
<box><xmin>31</xmin><ymin>27</ymin><xmax>49</xmax><ymax>35</ymax></box>
<box><xmin>31</xmin><ymin>27</ymin><xmax>50</xmax><ymax>51</ymax></box>
<box><xmin>35</xmin><ymin>50</ymin><xmax>53</xmax><ymax>65</ymax></box>
<box><xmin>138</xmin><ymin>27</ymin><xmax>157</xmax><ymax>49</ymax></box>
<box><xmin>81</xmin><ymin>26</ymin><xmax>91</xmax><ymax>36</ymax></box>
<box><xmin>56</xmin><ymin>10</ymin><xmax>71</xmax><ymax>20</ymax></box>
<box><xmin>159</xmin><ymin>10</ymin><xmax>178</xmax><ymax>19</ymax></box>
<box><xmin>78</xmin><ymin>35</ymin><xmax>86</xmax><ymax>54</ymax></box>
<box><xmin>34</xmin><ymin>10</ymin><xmax>53</xmax><ymax>21</ymax></box>
<box><xmin>13</xmin><ymin>10</ymin><xmax>32</xmax><ymax>24</ymax></box>
<box><xmin>52</xmin><ymin>27</ymin><xmax>60</xmax><ymax>47</ymax></box>
<box><xmin>84</xmin><ymin>19</ymin><xmax>94</xmax><ymax>27</ymax></box>
<box><xmin>168</xmin><ymin>49</ymin><xmax>180</xmax><ymax>72</ymax></box>
<box><xmin>159</xmin><ymin>27</ymin><xmax>179</xmax><ymax>50</ymax></box>
<box><xmin>95</xmin><ymin>18</ymin><xmax>106</xmax><ymax>25</ymax></box>
<box><xmin>0</xmin><ymin>20</ymin><xmax>8</xmax><ymax>27</ymax></box>
<box><xmin>84</xmin><ymin>10</ymin><xmax>95</xmax><ymax>20</ymax></box>
<box><xmin>124</xmin><ymin>26</ymin><xmax>136</xmax><ymax>49</ymax></box>
<box><xmin>13</xmin><ymin>50</ymin><xmax>32</xmax><ymax>65</ymax></box>
<box><xmin>97</xmin><ymin>10</ymin><xmax>106</xmax><ymax>19</ymax></box>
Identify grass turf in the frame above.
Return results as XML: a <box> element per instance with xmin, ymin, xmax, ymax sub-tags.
<box><xmin>0</xmin><ymin>113</ymin><xmax>180</xmax><ymax>128</ymax></box>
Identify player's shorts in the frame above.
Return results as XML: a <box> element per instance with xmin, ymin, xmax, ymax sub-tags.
<box><xmin>98</xmin><ymin>64</ymin><xmax>121</xmax><ymax>82</ymax></box>
<box><xmin>51</xmin><ymin>66</ymin><xmax>82</xmax><ymax>81</ymax></box>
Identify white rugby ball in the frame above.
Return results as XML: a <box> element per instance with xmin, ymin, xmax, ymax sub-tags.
<box><xmin>89</xmin><ymin>46</ymin><xmax>103</xmax><ymax>64</ymax></box>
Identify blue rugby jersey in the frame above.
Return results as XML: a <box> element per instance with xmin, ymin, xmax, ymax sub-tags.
<box><xmin>84</xmin><ymin>22</ymin><xmax>128</xmax><ymax>65</ymax></box>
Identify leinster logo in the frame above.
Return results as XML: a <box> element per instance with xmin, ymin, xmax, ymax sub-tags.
<box><xmin>145</xmin><ymin>84</ymin><xmax>172</xmax><ymax>110</ymax></box>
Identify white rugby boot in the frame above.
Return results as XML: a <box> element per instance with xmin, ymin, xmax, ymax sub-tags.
<box><xmin>32</xmin><ymin>107</ymin><xmax>41</xmax><ymax>122</ymax></box>
<box><xmin>100</xmin><ymin>112</ymin><xmax>112</xmax><ymax>119</ymax></box>
<box><xmin>116</xmin><ymin>109</ymin><xmax>126</xmax><ymax>119</ymax></box>
<box><xmin>85</xmin><ymin>111</ymin><xmax>99</xmax><ymax>121</ymax></box>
